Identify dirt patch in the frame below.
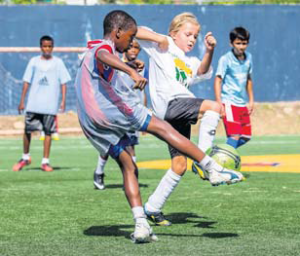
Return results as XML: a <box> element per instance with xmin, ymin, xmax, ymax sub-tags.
<box><xmin>1</xmin><ymin>102</ymin><xmax>300</xmax><ymax>137</ymax></box>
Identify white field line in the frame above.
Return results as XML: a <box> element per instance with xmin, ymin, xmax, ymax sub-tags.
<box><xmin>0</xmin><ymin>138</ymin><xmax>299</xmax><ymax>150</ymax></box>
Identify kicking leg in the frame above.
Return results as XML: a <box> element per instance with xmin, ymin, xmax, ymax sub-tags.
<box><xmin>146</xmin><ymin>115</ymin><xmax>244</xmax><ymax>186</ymax></box>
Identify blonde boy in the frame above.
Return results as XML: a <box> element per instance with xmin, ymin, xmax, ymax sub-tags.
<box><xmin>136</xmin><ymin>13</ymin><xmax>242</xmax><ymax>226</ymax></box>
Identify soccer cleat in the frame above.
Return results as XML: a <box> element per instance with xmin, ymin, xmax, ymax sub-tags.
<box><xmin>94</xmin><ymin>172</ymin><xmax>105</xmax><ymax>190</ymax></box>
<box><xmin>52</xmin><ymin>133</ymin><xmax>60</xmax><ymax>141</ymax></box>
<box><xmin>12</xmin><ymin>158</ymin><xmax>32</xmax><ymax>172</ymax></box>
<box><xmin>130</xmin><ymin>222</ymin><xmax>158</xmax><ymax>243</ymax></box>
<box><xmin>144</xmin><ymin>207</ymin><xmax>172</xmax><ymax>226</ymax></box>
<box><xmin>192</xmin><ymin>161</ymin><xmax>245</xmax><ymax>186</ymax></box>
<box><xmin>192</xmin><ymin>161</ymin><xmax>208</xmax><ymax>180</ymax></box>
<box><xmin>41</xmin><ymin>163</ymin><xmax>53</xmax><ymax>172</ymax></box>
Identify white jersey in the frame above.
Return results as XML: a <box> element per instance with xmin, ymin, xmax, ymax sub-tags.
<box><xmin>138</xmin><ymin>32</ymin><xmax>212</xmax><ymax>119</ymax></box>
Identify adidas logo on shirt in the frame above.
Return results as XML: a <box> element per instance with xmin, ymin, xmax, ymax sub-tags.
<box><xmin>39</xmin><ymin>76</ymin><xmax>49</xmax><ymax>86</ymax></box>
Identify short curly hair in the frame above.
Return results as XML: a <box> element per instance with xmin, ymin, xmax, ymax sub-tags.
<box><xmin>103</xmin><ymin>10</ymin><xmax>137</xmax><ymax>36</ymax></box>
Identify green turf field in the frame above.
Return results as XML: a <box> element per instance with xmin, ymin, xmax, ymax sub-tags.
<box><xmin>1</xmin><ymin>135</ymin><xmax>300</xmax><ymax>256</ymax></box>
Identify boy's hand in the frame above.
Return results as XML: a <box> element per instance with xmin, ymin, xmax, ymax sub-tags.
<box><xmin>59</xmin><ymin>101</ymin><xmax>66</xmax><ymax>113</ymax></box>
<box><xmin>248</xmin><ymin>102</ymin><xmax>254</xmax><ymax>115</ymax></box>
<box><xmin>217</xmin><ymin>101</ymin><xmax>225</xmax><ymax>118</ymax></box>
<box><xmin>158</xmin><ymin>37</ymin><xmax>169</xmax><ymax>52</ymax></box>
<box><xmin>18</xmin><ymin>102</ymin><xmax>25</xmax><ymax>114</ymax></box>
<box><xmin>204</xmin><ymin>32</ymin><xmax>217</xmax><ymax>51</ymax></box>
<box><xmin>131</xmin><ymin>71</ymin><xmax>148</xmax><ymax>90</ymax></box>
<box><xmin>134</xmin><ymin>59</ymin><xmax>145</xmax><ymax>72</ymax></box>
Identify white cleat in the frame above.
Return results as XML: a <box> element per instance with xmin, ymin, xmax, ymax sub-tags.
<box><xmin>192</xmin><ymin>161</ymin><xmax>245</xmax><ymax>186</ymax></box>
<box><xmin>208</xmin><ymin>168</ymin><xmax>245</xmax><ymax>186</ymax></box>
<box><xmin>131</xmin><ymin>223</ymin><xmax>158</xmax><ymax>244</ymax></box>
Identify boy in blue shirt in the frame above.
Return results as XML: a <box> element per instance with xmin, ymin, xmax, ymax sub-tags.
<box><xmin>214</xmin><ymin>27</ymin><xmax>254</xmax><ymax>148</ymax></box>
<box><xmin>13</xmin><ymin>35</ymin><xmax>71</xmax><ymax>172</ymax></box>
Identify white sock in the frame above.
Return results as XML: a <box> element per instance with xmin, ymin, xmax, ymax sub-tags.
<box><xmin>145</xmin><ymin>169</ymin><xmax>181</xmax><ymax>213</ymax></box>
<box><xmin>42</xmin><ymin>158</ymin><xmax>49</xmax><ymax>165</ymax></box>
<box><xmin>132</xmin><ymin>206</ymin><xmax>147</xmax><ymax>224</ymax></box>
<box><xmin>95</xmin><ymin>155</ymin><xmax>107</xmax><ymax>175</ymax></box>
<box><xmin>22</xmin><ymin>153</ymin><xmax>30</xmax><ymax>160</ymax></box>
<box><xmin>198</xmin><ymin>110</ymin><xmax>220</xmax><ymax>152</ymax></box>
<box><xmin>199</xmin><ymin>155</ymin><xmax>222</xmax><ymax>172</ymax></box>
<box><xmin>132</xmin><ymin>156</ymin><xmax>136</xmax><ymax>163</ymax></box>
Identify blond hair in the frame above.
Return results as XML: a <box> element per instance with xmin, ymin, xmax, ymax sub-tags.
<box><xmin>168</xmin><ymin>12</ymin><xmax>201</xmax><ymax>36</ymax></box>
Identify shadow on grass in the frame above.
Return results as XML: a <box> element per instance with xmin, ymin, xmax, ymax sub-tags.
<box><xmin>84</xmin><ymin>225</ymin><xmax>133</xmax><ymax>240</ymax></box>
<box><xmin>243</xmin><ymin>173</ymin><xmax>251</xmax><ymax>179</ymax></box>
<box><xmin>165</xmin><ymin>212</ymin><xmax>216</xmax><ymax>227</ymax></box>
<box><xmin>202</xmin><ymin>233</ymin><xmax>239</xmax><ymax>238</ymax></box>
<box><xmin>24</xmin><ymin>166</ymin><xmax>73</xmax><ymax>171</ymax></box>
<box><xmin>103</xmin><ymin>183</ymin><xmax>148</xmax><ymax>189</ymax></box>
<box><xmin>83</xmin><ymin>224</ymin><xmax>238</xmax><ymax>240</ymax></box>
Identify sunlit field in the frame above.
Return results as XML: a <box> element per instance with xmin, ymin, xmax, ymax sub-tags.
<box><xmin>1</xmin><ymin>135</ymin><xmax>300</xmax><ymax>256</ymax></box>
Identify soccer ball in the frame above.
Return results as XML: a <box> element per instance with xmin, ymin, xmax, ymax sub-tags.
<box><xmin>206</xmin><ymin>144</ymin><xmax>241</xmax><ymax>171</ymax></box>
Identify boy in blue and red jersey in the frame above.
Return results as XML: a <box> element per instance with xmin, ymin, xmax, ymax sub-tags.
<box><xmin>93</xmin><ymin>39</ymin><xmax>148</xmax><ymax>190</ymax></box>
<box><xmin>214</xmin><ymin>27</ymin><xmax>254</xmax><ymax>148</ymax></box>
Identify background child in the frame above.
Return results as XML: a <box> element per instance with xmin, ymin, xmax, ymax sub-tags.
<box><xmin>214</xmin><ymin>27</ymin><xmax>254</xmax><ymax>148</ymax></box>
<box><xmin>93</xmin><ymin>39</ymin><xmax>148</xmax><ymax>190</ymax></box>
<box><xmin>13</xmin><ymin>35</ymin><xmax>70</xmax><ymax>172</ymax></box>
<box><xmin>135</xmin><ymin>12</ymin><xmax>224</xmax><ymax>226</ymax></box>
<box><xmin>75</xmin><ymin>10</ymin><xmax>243</xmax><ymax>243</ymax></box>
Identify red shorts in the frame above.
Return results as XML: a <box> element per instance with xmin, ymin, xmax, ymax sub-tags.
<box><xmin>223</xmin><ymin>103</ymin><xmax>251</xmax><ymax>138</ymax></box>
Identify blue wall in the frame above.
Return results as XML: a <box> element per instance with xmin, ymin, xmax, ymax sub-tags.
<box><xmin>0</xmin><ymin>5</ymin><xmax>299</xmax><ymax>114</ymax></box>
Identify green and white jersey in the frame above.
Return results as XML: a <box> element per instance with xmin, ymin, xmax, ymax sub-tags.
<box><xmin>138</xmin><ymin>30</ymin><xmax>212</xmax><ymax>119</ymax></box>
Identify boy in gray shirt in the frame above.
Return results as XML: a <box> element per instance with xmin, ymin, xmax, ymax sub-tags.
<box><xmin>13</xmin><ymin>35</ymin><xmax>71</xmax><ymax>172</ymax></box>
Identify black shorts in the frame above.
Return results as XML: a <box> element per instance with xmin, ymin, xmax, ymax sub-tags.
<box><xmin>164</xmin><ymin>97</ymin><xmax>204</xmax><ymax>158</ymax></box>
<box><xmin>25</xmin><ymin>112</ymin><xmax>56</xmax><ymax>135</ymax></box>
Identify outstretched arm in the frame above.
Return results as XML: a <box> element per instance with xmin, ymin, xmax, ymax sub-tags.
<box><xmin>136</xmin><ymin>27</ymin><xmax>168</xmax><ymax>51</ymax></box>
<box><xmin>197</xmin><ymin>32</ymin><xmax>217</xmax><ymax>76</ymax></box>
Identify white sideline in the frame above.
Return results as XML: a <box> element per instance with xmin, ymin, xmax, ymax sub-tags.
<box><xmin>0</xmin><ymin>47</ymin><xmax>86</xmax><ymax>53</ymax></box>
<box><xmin>0</xmin><ymin>127</ymin><xmax>83</xmax><ymax>136</ymax></box>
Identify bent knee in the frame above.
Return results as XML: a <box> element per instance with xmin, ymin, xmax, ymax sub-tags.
<box><xmin>201</xmin><ymin>100</ymin><xmax>222</xmax><ymax>114</ymax></box>
<box><xmin>171</xmin><ymin>157</ymin><xmax>187</xmax><ymax>175</ymax></box>
<box><xmin>210</xmin><ymin>101</ymin><xmax>222</xmax><ymax>113</ymax></box>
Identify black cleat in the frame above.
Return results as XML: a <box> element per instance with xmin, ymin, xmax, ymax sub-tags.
<box><xmin>144</xmin><ymin>207</ymin><xmax>172</xmax><ymax>226</ymax></box>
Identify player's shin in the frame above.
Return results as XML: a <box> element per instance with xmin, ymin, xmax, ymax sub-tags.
<box><xmin>145</xmin><ymin>168</ymin><xmax>181</xmax><ymax>213</ymax></box>
<box><xmin>198</xmin><ymin>110</ymin><xmax>220</xmax><ymax>152</ymax></box>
